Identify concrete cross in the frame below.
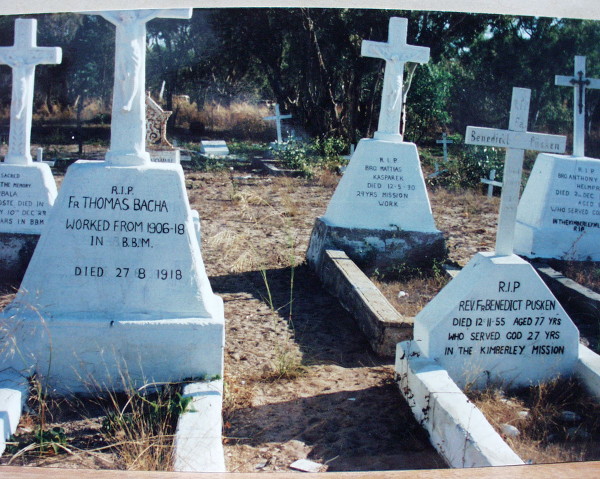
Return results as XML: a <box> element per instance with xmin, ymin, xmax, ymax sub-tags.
<box><xmin>89</xmin><ymin>9</ymin><xmax>192</xmax><ymax>165</ymax></box>
<box><xmin>466</xmin><ymin>87</ymin><xmax>567</xmax><ymax>256</ymax></box>
<box><xmin>556</xmin><ymin>56</ymin><xmax>600</xmax><ymax>157</ymax></box>
<box><xmin>361</xmin><ymin>17</ymin><xmax>429</xmax><ymax>141</ymax></box>
<box><xmin>480</xmin><ymin>169</ymin><xmax>502</xmax><ymax>197</ymax></box>
<box><xmin>0</xmin><ymin>19</ymin><xmax>61</xmax><ymax>165</ymax></box>
<box><xmin>263</xmin><ymin>104</ymin><xmax>292</xmax><ymax>144</ymax></box>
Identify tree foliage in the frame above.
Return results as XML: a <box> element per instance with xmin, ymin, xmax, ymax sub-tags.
<box><xmin>0</xmin><ymin>9</ymin><xmax>598</xmax><ymax>148</ymax></box>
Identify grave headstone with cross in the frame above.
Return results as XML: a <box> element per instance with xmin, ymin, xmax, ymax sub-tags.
<box><xmin>401</xmin><ymin>88</ymin><xmax>578</xmax><ymax>389</ymax></box>
<box><xmin>263</xmin><ymin>104</ymin><xmax>292</xmax><ymax>145</ymax></box>
<box><xmin>2</xmin><ymin>10</ymin><xmax>224</xmax><ymax>395</ymax></box>
<box><xmin>307</xmin><ymin>17</ymin><xmax>445</xmax><ymax>274</ymax></box>
<box><xmin>514</xmin><ymin>56</ymin><xmax>600</xmax><ymax>260</ymax></box>
<box><xmin>0</xmin><ymin>19</ymin><xmax>60</xmax><ymax>281</ymax></box>
<box><xmin>145</xmin><ymin>93</ymin><xmax>180</xmax><ymax>164</ymax></box>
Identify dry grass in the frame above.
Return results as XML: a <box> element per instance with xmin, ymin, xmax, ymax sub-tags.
<box><xmin>469</xmin><ymin>377</ymin><xmax>600</xmax><ymax>464</ymax></box>
<box><xmin>373</xmin><ymin>267</ymin><xmax>450</xmax><ymax>318</ymax></box>
<box><xmin>547</xmin><ymin>259</ymin><xmax>600</xmax><ymax>294</ymax></box>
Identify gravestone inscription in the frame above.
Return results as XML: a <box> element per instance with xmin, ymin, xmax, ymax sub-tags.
<box><xmin>0</xmin><ymin>19</ymin><xmax>60</xmax><ymax>280</ymax></box>
<box><xmin>306</xmin><ymin>17</ymin><xmax>445</xmax><ymax>274</ymax></box>
<box><xmin>2</xmin><ymin>9</ymin><xmax>223</xmax><ymax>393</ymax></box>
<box><xmin>410</xmin><ymin>88</ymin><xmax>577</xmax><ymax>388</ymax></box>
<box><xmin>514</xmin><ymin>56</ymin><xmax>600</xmax><ymax>260</ymax></box>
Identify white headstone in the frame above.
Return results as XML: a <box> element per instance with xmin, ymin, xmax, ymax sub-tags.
<box><xmin>412</xmin><ymin>252</ymin><xmax>580</xmax><ymax>388</ymax></box>
<box><xmin>514</xmin><ymin>154</ymin><xmax>600</xmax><ymax>260</ymax></box>
<box><xmin>200</xmin><ymin>140</ymin><xmax>229</xmax><ymax>157</ymax></box>
<box><xmin>145</xmin><ymin>93</ymin><xmax>180</xmax><ymax>164</ymax></box>
<box><xmin>555</xmin><ymin>56</ymin><xmax>600</xmax><ymax>158</ymax></box>
<box><xmin>466</xmin><ymin>87</ymin><xmax>566</xmax><ymax>256</ymax></box>
<box><xmin>0</xmin><ymin>19</ymin><xmax>60</xmax><ymax>279</ymax></box>
<box><xmin>361</xmin><ymin>17</ymin><xmax>429</xmax><ymax>141</ymax></box>
<box><xmin>410</xmin><ymin>88</ymin><xmax>577</xmax><ymax>389</ymax></box>
<box><xmin>306</xmin><ymin>18</ymin><xmax>444</xmax><ymax>273</ymax></box>
<box><xmin>1</xmin><ymin>10</ymin><xmax>224</xmax><ymax>393</ymax></box>
<box><xmin>263</xmin><ymin>104</ymin><xmax>292</xmax><ymax>144</ymax></box>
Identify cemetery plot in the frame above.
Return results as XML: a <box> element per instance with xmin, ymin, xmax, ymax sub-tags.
<box><xmin>3</xmin><ymin>167</ymin><xmax>599</xmax><ymax>471</ymax></box>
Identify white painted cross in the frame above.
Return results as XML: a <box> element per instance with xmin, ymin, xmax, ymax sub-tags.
<box><xmin>480</xmin><ymin>168</ymin><xmax>502</xmax><ymax>197</ymax></box>
<box><xmin>556</xmin><ymin>56</ymin><xmax>600</xmax><ymax>157</ymax></box>
<box><xmin>263</xmin><ymin>104</ymin><xmax>292</xmax><ymax>144</ymax></box>
<box><xmin>89</xmin><ymin>9</ymin><xmax>192</xmax><ymax>165</ymax></box>
<box><xmin>466</xmin><ymin>87</ymin><xmax>567</xmax><ymax>256</ymax></box>
<box><xmin>0</xmin><ymin>19</ymin><xmax>61</xmax><ymax>165</ymax></box>
<box><xmin>361</xmin><ymin>17</ymin><xmax>430</xmax><ymax>141</ymax></box>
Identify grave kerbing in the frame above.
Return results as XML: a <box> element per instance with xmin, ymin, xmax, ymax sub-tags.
<box><xmin>1</xmin><ymin>9</ymin><xmax>224</xmax><ymax>394</ymax></box>
<box><xmin>514</xmin><ymin>56</ymin><xmax>600</xmax><ymax>260</ymax></box>
<box><xmin>394</xmin><ymin>88</ymin><xmax>600</xmax><ymax>468</ymax></box>
<box><xmin>0</xmin><ymin>19</ymin><xmax>61</xmax><ymax>281</ymax></box>
<box><xmin>307</xmin><ymin>17</ymin><xmax>445</xmax><ymax>274</ymax></box>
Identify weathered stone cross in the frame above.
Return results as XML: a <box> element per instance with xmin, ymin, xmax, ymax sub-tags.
<box><xmin>263</xmin><ymin>104</ymin><xmax>292</xmax><ymax>144</ymax></box>
<box><xmin>556</xmin><ymin>55</ymin><xmax>600</xmax><ymax>157</ymax></box>
<box><xmin>466</xmin><ymin>87</ymin><xmax>566</xmax><ymax>256</ymax></box>
<box><xmin>0</xmin><ymin>19</ymin><xmax>61</xmax><ymax>165</ymax></box>
<box><xmin>89</xmin><ymin>9</ymin><xmax>192</xmax><ymax>165</ymax></box>
<box><xmin>361</xmin><ymin>17</ymin><xmax>429</xmax><ymax>141</ymax></box>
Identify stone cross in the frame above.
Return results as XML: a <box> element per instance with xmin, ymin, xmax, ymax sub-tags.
<box><xmin>556</xmin><ymin>56</ymin><xmax>600</xmax><ymax>157</ymax></box>
<box><xmin>89</xmin><ymin>9</ymin><xmax>192</xmax><ymax>165</ymax></box>
<box><xmin>466</xmin><ymin>87</ymin><xmax>567</xmax><ymax>256</ymax></box>
<box><xmin>361</xmin><ymin>17</ymin><xmax>429</xmax><ymax>141</ymax></box>
<box><xmin>0</xmin><ymin>19</ymin><xmax>61</xmax><ymax>165</ymax></box>
<box><xmin>480</xmin><ymin>168</ymin><xmax>502</xmax><ymax>197</ymax></box>
<box><xmin>263</xmin><ymin>104</ymin><xmax>292</xmax><ymax>144</ymax></box>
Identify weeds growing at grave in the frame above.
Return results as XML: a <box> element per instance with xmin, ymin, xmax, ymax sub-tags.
<box><xmin>468</xmin><ymin>377</ymin><xmax>600</xmax><ymax>464</ymax></box>
<box><xmin>271</xmin><ymin>136</ymin><xmax>348</xmax><ymax>178</ymax></box>
<box><xmin>99</xmin><ymin>381</ymin><xmax>192</xmax><ymax>471</ymax></box>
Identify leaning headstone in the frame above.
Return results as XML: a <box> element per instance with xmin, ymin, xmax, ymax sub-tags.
<box><xmin>307</xmin><ymin>17</ymin><xmax>445</xmax><ymax>274</ymax></box>
<box><xmin>406</xmin><ymin>88</ymin><xmax>577</xmax><ymax>388</ymax></box>
<box><xmin>146</xmin><ymin>92</ymin><xmax>180</xmax><ymax>164</ymax></box>
<box><xmin>1</xmin><ymin>9</ymin><xmax>224</xmax><ymax>394</ymax></box>
<box><xmin>514</xmin><ymin>56</ymin><xmax>600</xmax><ymax>260</ymax></box>
<box><xmin>200</xmin><ymin>140</ymin><xmax>229</xmax><ymax>157</ymax></box>
<box><xmin>263</xmin><ymin>104</ymin><xmax>292</xmax><ymax>145</ymax></box>
<box><xmin>0</xmin><ymin>19</ymin><xmax>61</xmax><ymax>282</ymax></box>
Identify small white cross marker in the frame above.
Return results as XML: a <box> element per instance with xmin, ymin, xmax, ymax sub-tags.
<box><xmin>480</xmin><ymin>169</ymin><xmax>502</xmax><ymax>197</ymax></box>
<box><xmin>263</xmin><ymin>104</ymin><xmax>292</xmax><ymax>144</ymax></box>
<box><xmin>362</xmin><ymin>17</ymin><xmax>430</xmax><ymax>141</ymax></box>
<box><xmin>0</xmin><ymin>19</ymin><xmax>61</xmax><ymax>165</ymax></box>
<box><xmin>466</xmin><ymin>87</ymin><xmax>566</xmax><ymax>256</ymax></box>
<box><xmin>555</xmin><ymin>56</ymin><xmax>600</xmax><ymax>157</ymax></box>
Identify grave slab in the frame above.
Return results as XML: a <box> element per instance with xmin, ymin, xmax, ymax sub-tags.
<box><xmin>200</xmin><ymin>140</ymin><xmax>229</xmax><ymax>157</ymax></box>
<box><xmin>514</xmin><ymin>154</ymin><xmax>600</xmax><ymax>260</ymax></box>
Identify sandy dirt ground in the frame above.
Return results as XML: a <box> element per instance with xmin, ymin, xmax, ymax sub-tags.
<box><xmin>3</xmin><ymin>163</ymin><xmax>592</xmax><ymax>472</ymax></box>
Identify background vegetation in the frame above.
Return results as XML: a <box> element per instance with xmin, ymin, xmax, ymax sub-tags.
<box><xmin>0</xmin><ymin>9</ymin><xmax>599</xmax><ymax>152</ymax></box>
